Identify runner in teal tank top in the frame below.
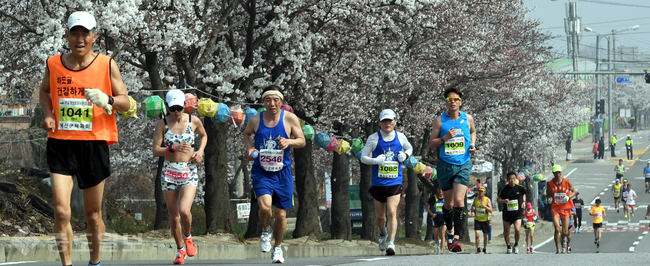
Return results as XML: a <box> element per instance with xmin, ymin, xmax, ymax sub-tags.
<box><xmin>428</xmin><ymin>87</ymin><xmax>477</xmax><ymax>253</ymax></box>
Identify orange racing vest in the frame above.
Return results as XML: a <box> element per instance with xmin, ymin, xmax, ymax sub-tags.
<box><xmin>47</xmin><ymin>54</ymin><xmax>118</xmax><ymax>144</ymax></box>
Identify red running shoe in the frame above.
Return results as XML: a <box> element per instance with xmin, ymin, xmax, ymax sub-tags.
<box><xmin>184</xmin><ymin>236</ymin><xmax>196</xmax><ymax>257</ymax></box>
<box><xmin>450</xmin><ymin>239</ymin><xmax>462</xmax><ymax>252</ymax></box>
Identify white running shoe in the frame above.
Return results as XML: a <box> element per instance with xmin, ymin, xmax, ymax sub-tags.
<box><xmin>507</xmin><ymin>247</ymin><xmax>512</xmax><ymax>254</ymax></box>
<box><xmin>386</xmin><ymin>242</ymin><xmax>396</xmax><ymax>256</ymax></box>
<box><xmin>271</xmin><ymin>246</ymin><xmax>284</xmax><ymax>263</ymax></box>
<box><xmin>260</xmin><ymin>228</ymin><xmax>273</xmax><ymax>253</ymax></box>
<box><xmin>378</xmin><ymin>235</ymin><xmax>388</xmax><ymax>251</ymax></box>
<box><xmin>513</xmin><ymin>245</ymin><xmax>519</xmax><ymax>254</ymax></box>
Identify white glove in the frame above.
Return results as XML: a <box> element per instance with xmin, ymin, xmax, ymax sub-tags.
<box><xmin>85</xmin><ymin>89</ymin><xmax>113</xmax><ymax>115</ymax></box>
<box><xmin>564</xmin><ymin>195</ymin><xmax>570</xmax><ymax>202</ymax></box>
<box><xmin>523</xmin><ymin>218</ymin><xmax>527</xmax><ymax>223</ymax></box>
<box><xmin>373</xmin><ymin>154</ymin><xmax>386</xmax><ymax>165</ymax></box>
<box><xmin>397</xmin><ymin>151</ymin><xmax>407</xmax><ymax>163</ymax></box>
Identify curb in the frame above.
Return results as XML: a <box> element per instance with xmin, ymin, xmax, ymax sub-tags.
<box><xmin>0</xmin><ymin>239</ymin><xmax>434</xmax><ymax>262</ymax></box>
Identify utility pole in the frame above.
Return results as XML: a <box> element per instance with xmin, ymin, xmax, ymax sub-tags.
<box><xmin>565</xmin><ymin>2</ymin><xmax>580</xmax><ymax>76</ymax></box>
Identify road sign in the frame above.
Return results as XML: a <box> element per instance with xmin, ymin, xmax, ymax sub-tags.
<box><xmin>616</xmin><ymin>77</ymin><xmax>632</xmax><ymax>83</ymax></box>
<box><xmin>596</xmin><ymin>119</ymin><xmax>603</xmax><ymax>122</ymax></box>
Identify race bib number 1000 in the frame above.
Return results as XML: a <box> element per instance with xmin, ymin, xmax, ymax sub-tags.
<box><xmin>58</xmin><ymin>98</ymin><xmax>93</xmax><ymax>131</ymax></box>
<box><xmin>444</xmin><ymin>137</ymin><xmax>466</xmax><ymax>155</ymax></box>
<box><xmin>378</xmin><ymin>161</ymin><xmax>399</xmax><ymax>179</ymax></box>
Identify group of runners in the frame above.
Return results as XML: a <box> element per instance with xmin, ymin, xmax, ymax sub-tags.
<box><xmin>42</xmin><ymin>10</ymin><xmax>480</xmax><ymax>265</ymax></box>
<box><xmin>38</xmin><ymin>10</ymin><xmax>649</xmax><ymax>266</ymax></box>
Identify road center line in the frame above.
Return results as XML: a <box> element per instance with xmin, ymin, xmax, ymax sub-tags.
<box><xmin>565</xmin><ymin>168</ymin><xmax>577</xmax><ymax>177</ymax></box>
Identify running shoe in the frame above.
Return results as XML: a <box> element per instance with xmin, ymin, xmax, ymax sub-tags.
<box><xmin>271</xmin><ymin>246</ymin><xmax>284</xmax><ymax>263</ymax></box>
<box><xmin>632</xmin><ymin>213</ymin><xmax>635</xmax><ymax>217</ymax></box>
<box><xmin>173</xmin><ymin>249</ymin><xmax>187</xmax><ymax>265</ymax></box>
<box><xmin>386</xmin><ymin>242</ymin><xmax>396</xmax><ymax>256</ymax></box>
<box><xmin>530</xmin><ymin>246</ymin><xmax>534</xmax><ymax>253</ymax></box>
<box><xmin>450</xmin><ymin>239</ymin><xmax>462</xmax><ymax>252</ymax></box>
<box><xmin>477</xmin><ymin>247</ymin><xmax>481</xmax><ymax>254</ymax></box>
<box><xmin>184</xmin><ymin>236</ymin><xmax>196</xmax><ymax>257</ymax></box>
<box><xmin>488</xmin><ymin>240</ymin><xmax>492</xmax><ymax>244</ymax></box>
<box><xmin>567</xmin><ymin>245</ymin><xmax>571</xmax><ymax>254</ymax></box>
<box><xmin>483</xmin><ymin>248</ymin><xmax>487</xmax><ymax>254</ymax></box>
<box><xmin>513</xmin><ymin>245</ymin><xmax>519</xmax><ymax>254</ymax></box>
<box><xmin>260</xmin><ymin>228</ymin><xmax>273</xmax><ymax>253</ymax></box>
<box><xmin>527</xmin><ymin>247</ymin><xmax>530</xmax><ymax>254</ymax></box>
<box><xmin>378</xmin><ymin>234</ymin><xmax>388</xmax><ymax>251</ymax></box>
<box><xmin>625</xmin><ymin>214</ymin><xmax>628</xmax><ymax>218</ymax></box>
<box><xmin>594</xmin><ymin>239</ymin><xmax>597</xmax><ymax>245</ymax></box>
<box><xmin>507</xmin><ymin>246</ymin><xmax>512</xmax><ymax>254</ymax></box>
<box><xmin>437</xmin><ymin>241</ymin><xmax>442</xmax><ymax>255</ymax></box>
<box><xmin>556</xmin><ymin>249</ymin><xmax>560</xmax><ymax>254</ymax></box>
<box><xmin>617</xmin><ymin>209</ymin><xmax>620</xmax><ymax>213</ymax></box>
<box><xmin>597</xmin><ymin>240</ymin><xmax>600</xmax><ymax>248</ymax></box>
<box><xmin>577</xmin><ymin>228</ymin><xmax>581</xmax><ymax>234</ymax></box>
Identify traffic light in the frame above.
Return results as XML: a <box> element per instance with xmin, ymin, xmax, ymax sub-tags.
<box><xmin>596</xmin><ymin>99</ymin><xmax>605</xmax><ymax>114</ymax></box>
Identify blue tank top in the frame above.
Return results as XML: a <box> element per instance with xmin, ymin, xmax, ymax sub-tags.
<box><xmin>253</xmin><ymin>110</ymin><xmax>291</xmax><ymax>168</ymax></box>
<box><xmin>645</xmin><ymin>167</ymin><xmax>650</xmax><ymax>178</ymax></box>
<box><xmin>435</xmin><ymin>196</ymin><xmax>444</xmax><ymax>214</ymax></box>
<box><xmin>438</xmin><ymin>111</ymin><xmax>471</xmax><ymax>165</ymax></box>
<box><xmin>371</xmin><ymin>131</ymin><xmax>403</xmax><ymax>187</ymax></box>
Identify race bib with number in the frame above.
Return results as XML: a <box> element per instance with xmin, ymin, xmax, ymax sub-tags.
<box><xmin>164</xmin><ymin>163</ymin><xmax>191</xmax><ymax>183</ymax></box>
<box><xmin>476</xmin><ymin>207</ymin><xmax>486</xmax><ymax>217</ymax></box>
<box><xmin>554</xmin><ymin>193</ymin><xmax>568</xmax><ymax>203</ymax></box>
<box><xmin>58</xmin><ymin>98</ymin><xmax>93</xmax><ymax>131</ymax></box>
<box><xmin>595</xmin><ymin>212</ymin><xmax>602</xmax><ymax>219</ymax></box>
<box><xmin>435</xmin><ymin>202</ymin><xmax>444</xmax><ymax>214</ymax></box>
<box><xmin>259</xmin><ymin>149</ymin><xmax>284</xmax><ymax>172</ymax></box>
<box><xmin>506</xmin><ymin>201</ymin><xmax>519</xmax><ymax>211</ymax></box>
<box><xmin>646</xmin><ymin>173</ymin><xmax>650</xmax><ymax>178</ymax></box>
<box><xmin>614</xmin><ymin>189</ymin><xmax>620</xmax><ymax>197</ymax></box>
<box><xmin>378</xmin><ymin>161</ymin><xmax>399</xmax><ymax>178</ymax></box>
<box><xmin>526</xmin><ymin>221</ymin><xmax>535</xmax><ymax>227</ymax></box>
<box><xmin>444</xmin><ymin>137</ymin><xmax>466</xmax><ymax>155</ymax></box>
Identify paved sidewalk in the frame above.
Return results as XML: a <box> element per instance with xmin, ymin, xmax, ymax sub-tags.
<box><xmin>557</xmin><ymin>128</ymin><xmax>649</xmax><ymax>165</ymax></box>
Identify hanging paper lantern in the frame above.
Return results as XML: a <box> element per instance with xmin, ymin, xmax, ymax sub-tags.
<box><xmin>302</xmin><ymin>125</ymin><xmax>314</xmax><ymax>140</ymax></box>
<box><xmin>141</xmin><ymin>95</ymin><xmax>165</xmax><ymax>121</ymax></box>
<box><xmin>351</xmin><ymin>138</ymin><xmax>364</xmax><ymax>153</ymax></box>
<box><xmin>281</xmin><ymin>104</ymin><xmax>294</xmax><ymax>113</ymax></box>
<box><xmin>184</xmin><ymin>93</ymin><xmax>198</xmax><ymax>114</ymax></box>
<box><xmin>325</xmin><ymin>137</ymin><xmax>340</xmax><ymax>152</ymax></box>
<box><xmin>517</xmin><ymin>173</ymin><xmax>526</xmax><ymax>181</ymax></box>
<box><xmin>533</xmin><ymin>174</ymin><xmax>545</xmax><ymax>182</ymax></box>
<box><xmin>354</xmin><ymin>150</ymin><xmax>363</xmax><ymax>159</ymax></box>
<box><xmin>244</xmin><ymin>108</ymin><xmax>258</xmax><ymax>127</ymax></box>
<box><xmin>315</xmin><ymin>133</ymin><xmax>330</xmax><ymax>148</ymax></box>
<box><xmin>404</xmin><ymin>156</ymin><xmax>418</xmax><ymax>169</ymax></box>
<box><xmin>197</xmin><ymin>98</ymin><xmax>218</xmax><ymax>118</ymax></box>
<box><xmin>212</xmin><ymin>103</ymin><xmax>231</xmax><ymax>123</ymax></box>
<box><xmin>257</xmin><ymin>107</ymin><xmax>266</xmax><ymax>113</ymax></box>
<box><xmin>413</xmin><ymin>163</ymin><xmax>427</xmax><ymax>174</ymax></box>
<box><xmin>335</xmin><ymin>139</ymin><xmax>350</xmax><ymax>155</ymax></box>
<box><xmin>116</xmin><ymin>95</ymin><xmax>138</xmax><ymax>119</ymax></box>
<box><xmin>230</xmin><ymin>105</ymin><xmax>245</xmax><ymax>126</ymax></box>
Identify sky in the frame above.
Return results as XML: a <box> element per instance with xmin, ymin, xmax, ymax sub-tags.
<box><xmin>523</xmin><ymin>0</ymin><xmax>650</xmax><ymax>59</ymax></box>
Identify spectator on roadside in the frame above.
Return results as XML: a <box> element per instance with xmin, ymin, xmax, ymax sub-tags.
<box><xmin>565</xmin><ymin>136</ymin><xmax>572</xmax><ymax>161</ymax></box>
<box><xmin>593</xmin><ymin>141</ymin><xmax>599</xmax><ymax>159</ymax></box>
<box><xmin>598</xmin><ymin>137</ymin><xmax>605</xmax><ymax>159</ymax></box>
<box><xmin>497</xmin><ymin>175</ymin><xmax>506</xmax><ymax>212</ymax></box>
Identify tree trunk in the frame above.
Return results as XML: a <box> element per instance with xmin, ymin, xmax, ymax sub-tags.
<box><xmin>359</xmin><ymin>161</ymin><xmax>377</xmax><ymax>241</ymax></box>
<box><xmin>244</xmin><ymin>200</ymin><xmax>262</xmax><ymax>238</ymax></box>
<box><xmin>330</xmin><ymin>152</ymin><xmax>351</xmax><ymax>240</ymax></box>
<box><xmin>293</xmin><ymin>140</ymin><xmax>321</xmax><ymax>238</ymax></box>
<box><xmin>204</xmin><ymin>119</ymin><xmax>236</xmax><ymax>234</ymax></box>
<box><xmin>153</xmin><ymin>157</ymin><xmax>169</xmax><ymax>229</ymax></box>
<box><xmin>28</xmin><ymin>104</ymin><xmax>47</xmax><ymax>169</ymax></box>
<box><xmin>404</xmin><ymin>168</ymin><xmax>420</xmax><ymax>239</ymax></box>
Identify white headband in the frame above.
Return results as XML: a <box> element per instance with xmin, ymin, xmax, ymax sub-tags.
<box><xmin>261</xmin><ymin>90</ymin><xmax>284</xmax><ymax>101</ymax></box>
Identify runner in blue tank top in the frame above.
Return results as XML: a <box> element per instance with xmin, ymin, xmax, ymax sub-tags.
<box><xmin>360</xmin><ymin>109</ymin><xmax>413</xmax><ymax>256</ymax></box>
<box><xmin>243</xmin><ymin>85</ymin><xmax>305</xmax><ymax>264</ymax></box>
<box><xmin>429</xmin><ymin>87</ymin><xmax>477</xmax><ymax>253</ymax></box>
<box><xmin>644</xmin><ymin>161</ymin><xmax>650</xmax><ymax>193</ymax></box>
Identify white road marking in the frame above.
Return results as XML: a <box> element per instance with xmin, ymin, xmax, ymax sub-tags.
<box><xmin>600</xmin><ymin>192</ymin><xmax>605</xmax><ymax>195</ymax></box>
<box><xmin>357</xmin><ymin>258</ymin><xmax>390</xmax><ymax>261</ymax></box>
<box><xmin>638</xmin><ymin>236</ymin><xmax>644</xmax><ymax>240</ymax></box>
<box><xmin>533</xmin><ymin>236</ymin><xmax>555</xmax><ymax>251</ymax></box>
<box><xmin>629</xmin><ymin>246</ymin><xmax>635</xmax><ymax>252</ymax></box>
<box><xmin>0</xmin><ymin>263</ymin><xmax>38</xmax><ymax>265</ymax></box>
<box><xmin>603</xmin><ymin>188</ymin><xmax>609</xmax><ymax>191</ymax></box>
<box><xmin>644</xmin><ymin>231</ymin><xmax>649</xmax><ymax>235</ymax></box>
<box><xmin>634</xmin><ymin>241</ymin><xmax>640</xmax><ymax>245</ymax></box>
<box><xmin>565</xmin><ymin>168</ymin><xmax>578</xmax><ymax>177</ymax></box>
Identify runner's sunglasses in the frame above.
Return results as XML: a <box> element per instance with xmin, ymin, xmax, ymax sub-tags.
<box><xmin>169</xmin><ymin>105</ymin><xmax>184</xmax><ymax>112</ymax></box>
<box><xmin>445</xmin><ymin>97</ymin><xmax>462</xmax><ymax>102</ymax></box>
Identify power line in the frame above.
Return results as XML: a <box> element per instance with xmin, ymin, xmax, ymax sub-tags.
<box><xmin>539</xmin><ymin>17</ymin><xmax>650</xmax><ymax>30</ymax></box>
<box><xmin>577</xmin><ymin>0</ymin><xmax>650</xmax><ymax>9</ymax></box>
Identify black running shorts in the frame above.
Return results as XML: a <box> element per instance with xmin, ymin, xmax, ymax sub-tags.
<box><xmin>47</xmin><ymin>138</ymin><xmax>111</xmax><ymax>189</ymax></box>
<box><xmin>369</xmin><ymin>185</ymin><xmax>402</xmax><ymax>203</ymax></box>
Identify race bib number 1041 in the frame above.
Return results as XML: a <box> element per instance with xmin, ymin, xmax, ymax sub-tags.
<box><xmin>58</xmin><ymin>98</ymin><xmax>93</xmax><ymax>131</ymax></box>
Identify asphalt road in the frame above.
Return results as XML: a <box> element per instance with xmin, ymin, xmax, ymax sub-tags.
<box><xmin>536</xmin><ymin>130</ymin><xmax>650</xmax><ymax>254</ymax></box>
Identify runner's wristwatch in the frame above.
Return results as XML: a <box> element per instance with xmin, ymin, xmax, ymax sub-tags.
<box><xmin>108</xmin><ymin>96</ymin><xmax>114</xmax><ymax>105</ymax></box>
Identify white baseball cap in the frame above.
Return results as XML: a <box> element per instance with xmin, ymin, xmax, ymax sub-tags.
<box><xmin>165</xmin><ymin>89</ymin><xmax>185</xmax><ymax>107</ymax></box>
<box><xmin>67</xmin><ymin>11</ymin><xmax>96</xmax><ymax>31</ymax></box>
<box><xmin>379</xmin><ymin>109</ymin><xmax>396</xmax><ymax>121</ymax></box>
